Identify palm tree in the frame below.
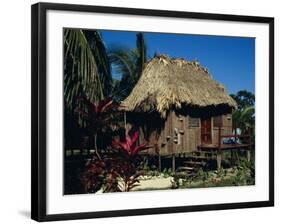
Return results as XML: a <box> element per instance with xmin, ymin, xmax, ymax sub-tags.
<box><xmin>64</xmin><ymin>29</ymin><xmax>113</xmax><ymax>152</ymax></box>
<box><xmin>63</xmin><ymin>30</ymin><xmax>148</xmax><ymax>152</ymax></box>
<box><xmin>232</xmin><ymin>105</ymin><xmax>255</xmax><ymax>134</ymax></box>
<box><xmin>109</xmin><ymin>33</ymin><xmax>148</xmax><ymax>101</ymax></box>
<box><xmin>64</xmin><ymin>29</ymin><xmax>112</xmax><ymax>109</ymax></box>
<box><xmin>230</xmin><ymin>90</ymin><xmax>255</xmax><ymax>134</ymax></box>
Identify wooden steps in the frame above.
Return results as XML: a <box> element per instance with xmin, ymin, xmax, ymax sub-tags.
<box><xmin>177</xmin><ymin>166</ymin><xmax>195</xmax><ymax>171</ymax></box>
<box><xmin>175</xmin><ymin>152</ymin><xmax>209</xmax><ymax>178</ymax></box>
<box><xmin>183</xmin><ymin>161</ymin><xmax>207</xmax><ymax>166</ymax></box>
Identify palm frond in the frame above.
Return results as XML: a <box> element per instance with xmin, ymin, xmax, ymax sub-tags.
<box><xmin>241</xmin><ymin>106</ymin><xmax>255</xmax><ymax>118</ymax></box>
<box><xmin>84</xmin><ymin>31</ymin><xmax>113</xmax><ymax>96</ymax></box>
<box><xmin>232</xmin><ymin>105</ymin><xmax>255</xmax><ymax>132</ymax></box>
<box><xmin>64</xmin><ymin>29</ymin><xmax>105</xmax><ymax>108</ymax></box>
<box><xmin>108</xmin><ymin>48</ymin><xmax>138</xmax><ymax>101</ymax></box>
<box><xmin>108</xmin><ymin>48</ymin><xmax>136</xmax><ymax>79</ymax></box>
<box><xmin>108</xmin><ymin>33</ymin><xmax>148</xmax><ymax>101</ymax></box>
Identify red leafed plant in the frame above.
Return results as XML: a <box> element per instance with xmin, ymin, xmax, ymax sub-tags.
<box><xmin>81</xmin><ymin>130</ymin><xmax>149</xmax><ymax>193</ymax></box>
<box><xmin>77</xmin><ymin>97</ymin><xmax>120</xmax><ymax>159</ymax></box>
<box><xmin>78</xmin><ymin>97</ymin><xmax>119</xmax><ymax>132</ymax></box>
<box><xmin>80</xmin><ymin>157</ymin><xmax>106</xmax><ymax>193</ymax></box>
<box><xmin>111</xmin><ymin>131</ymin><xmax>149</xmax><ymax>191</ymax></box>
<box><xmin>112</xmin><ymin>131</ymin><xmax>149</xmax><ymax>158</ymax></box>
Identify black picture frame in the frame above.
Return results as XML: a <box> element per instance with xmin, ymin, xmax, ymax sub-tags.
<box><xmin>31</xmin><ymin>2</ymin><xmax>274</xmax><ymax>222</ymax></box>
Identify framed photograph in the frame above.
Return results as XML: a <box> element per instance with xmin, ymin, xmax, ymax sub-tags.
<box><xmin>31</xmin><ymin>2</ymin><xmax>274</xmax><ymax>222</ymax></box>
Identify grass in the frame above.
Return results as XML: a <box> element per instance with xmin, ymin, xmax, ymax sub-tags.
<box><xmin>174</xmin><ymin>164</ymin><xmax>255</xmax><ymax>189</ymax></box>
<box><xmin>134</xmin><ymin>159</ymin><xmax>255</xmax><ymax>191</ymax></box>
<box><xmin>132</xmin><ymin>167</ymin><xmax>255</xmax><ymax>192</ymax></box>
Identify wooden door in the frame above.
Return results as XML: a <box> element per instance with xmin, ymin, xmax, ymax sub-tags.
<box><xmin>201</xmin><ymin>117</ymin><xmax>212</xmax><ymax>144</ymax></box>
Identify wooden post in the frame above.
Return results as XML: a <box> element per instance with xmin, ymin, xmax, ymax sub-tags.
<box><xmin>158</xmin><ymin>154</ymin><xmax>162</xmax><ymax>172</ymax></box>
<box><xmin>217</xmin><ymin>126</ymin><xmax>222</xmax><ymax>170</ymax></box>
<box><xmin>172</xmin><ymin>154</ymin><xmax>175</xmax><ymax>173</ymax></box>
<box><xmin>217</xmin><ymin>150</ymin><xmax>222</xmax><ymax>171</ymax></box>
<box><xmin>246</xmin><ymin>150</ymin><xmax>251</xmax><ymax>162</ymax></box>
<box><xmin>218</xmin><ymin>126</ymin><xmax>221</xmax><ymax>148</ymax></box>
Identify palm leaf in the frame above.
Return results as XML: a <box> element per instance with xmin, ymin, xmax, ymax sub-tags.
<box><xmin>108</xmin><ymin>32</ymin><xmax>148</xmax><ymax>101</ymax></box>
<box><xmin>232</xmin><ymin>105</ymin><xmax>255</xmax><ymax>133</ymax></box>
<box><xmin>84</xmin><ymin>31</ymin><xmax>113</xmax><ymax>96</ymax></box>
<box><xmin>108</xmin><ymin>48</ymin><xmax>137</xmax><ymax>101</ymax></box>
<box><xmin>241</xmin><ymin>106</ymin><xmax>255</xmax><ymax>118</ymax></box>
<box><xmin>64</xmin><ymin>29</ymin><xmax>105</xmax><ymax>108</ymax></box>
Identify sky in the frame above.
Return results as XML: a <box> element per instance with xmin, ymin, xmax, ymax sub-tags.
<box><xmin>101</xmin><ymin>30</ymin><xmax>255</xmax><ymax>94</ymax></box>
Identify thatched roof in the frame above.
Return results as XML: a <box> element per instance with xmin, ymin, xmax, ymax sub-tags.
<box><xmin>121</xmin><ymin>55</ymin><xmax>237</xmax><ymax>117</ymax></box>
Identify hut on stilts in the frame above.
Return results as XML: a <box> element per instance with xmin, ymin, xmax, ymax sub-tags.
<box><xmin>121</xmin><ymin>55</ymin><xmax>251</xmax><ymax>171</ymax></box>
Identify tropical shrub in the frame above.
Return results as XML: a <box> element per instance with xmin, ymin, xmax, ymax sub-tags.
<box><xmin>77</xmin><ymin>97</ymin><xmax>121</xmax><ymax>159</ymax></box>
<box><xmin>111</xmin><ymin>131</ymin><xmax>149</xmax><ymax>192</ymax></box>
<box><xmin>81</xmin><ymin>130</ymin><xmax>149</xmax><ymax>193</ymax></box>
<box><xmin>80</xmin><ymin>157</ymin><xmax>106</xmax><ymax>193</ymax></box>
<box><xmin>232</xmin><ymin>159</ymin><xmax>255</xmax><ymax>185</ymax></box>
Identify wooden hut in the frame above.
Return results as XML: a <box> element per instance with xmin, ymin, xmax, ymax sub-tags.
<box><xmin>121</xmin><ymin>55</ymin><xmax>239</xmax><ymax>169</ymax></box>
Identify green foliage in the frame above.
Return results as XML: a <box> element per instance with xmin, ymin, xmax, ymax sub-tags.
<box><xmin>195</xmin><ymin>168</ymin><xmax>210</xmax><ymax>182</ymax></box>
<box><xmin>232</xmin><ymin>158</ymin><xmax>255</xmax><ymax>185</ymax></box>
<box><xmin>63</xmin><ymin>29</ymin><xmax>115</xmax><ymax>138</ymax></box>
<box><xmin>173</xmin><ymin>157</ymin><xmax>255</xmax><ymax>189</ymax></box>
<box><xmin>109</xmin><ymin>32</ymin><xmax>148</xmax><ymax>101</ymax></box>
<box><xmin>162</xmin><ymin>168</ymin><xmax>173</xmax><ymax>178</ymax></box>
<box><xmin>138</xmin><ymin>156</ymin><xmax>149</xmax><ymax>171</ymax></box>
<box><xmin>147</xmin><ymin>170</ymin><xmax>160</xmax><ymax>177</ymax></box>
<box><xmin>217</xmin><ymin>167</ymin><xmax>227</xmax><ymax>179</ymax></box>
<box><xmin>230</xmin><ymin>90</ymin><xmax>255</xmax><ymax>110</ymax></box>
<box><xmin>83</xmin><ymin>30</ymin><xmax>112</xmax><ymax>96</ymax></box>
<box><xmin>231</xmin><ymin>90</ymin><xmax>255</xmax><ymax>134</ymax></box>
<box><xmin>64</xmin><ymin>29</ymin><xmax>111</xmax><ymax>108</ymax></box>
<box><xmin>232</xmin><ymin>105</ymin><xmax>255</xmax><ymax>134</ymax></box>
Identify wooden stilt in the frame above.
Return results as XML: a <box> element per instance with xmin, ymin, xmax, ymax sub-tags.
<box><xmin>217</xmin><ymin>126</ymin><xmax>222</xmax><ymax>170</ymax></box>
<box><xmin>246</xmin><ymin>150</ymin><xmax>251</xmax><ymax>162</ymax></box>
<box><xmin>172</xmin><ymin>154</ymin><xmax>175</xmax><ymax>173</ymax></box>
<box><xmin>158</xmin><ymin>154</ymin><xmax>161</xmax><ymax>172</ymax></box>
<box><xmin>231</xmin><ymin>149</ymin><xmax>235</xmax><ymax>166</ymax></box>
<box><xmin>217</xmin><ymin>150</ymin><xmax>222</xmax><ymax>170</ymax></box>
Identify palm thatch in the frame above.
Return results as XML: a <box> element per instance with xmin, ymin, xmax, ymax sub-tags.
<box><xmin>121</xmin><ymin>55</ymin><xmax>237</xmax><ymax>117</ymax></box>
